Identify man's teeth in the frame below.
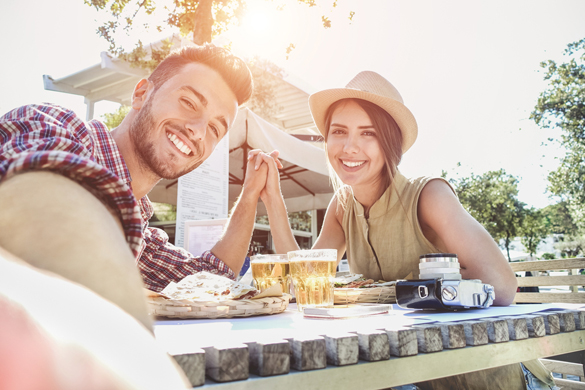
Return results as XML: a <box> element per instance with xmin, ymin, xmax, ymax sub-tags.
<box><xmin>167</xmin><ymin>133</ymin><xmax>192</xmax><ymax>155</ymax></box>
<box><xmin>343</xmin><ymin>160</ymin><xmax>365</xmax><ymax>168</ymax></box>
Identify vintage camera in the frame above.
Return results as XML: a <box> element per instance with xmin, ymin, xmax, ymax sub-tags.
<box><xmin>396</xmin><ymin>254</ymin><xmax>495</xmax><ymax>310</ymax></box>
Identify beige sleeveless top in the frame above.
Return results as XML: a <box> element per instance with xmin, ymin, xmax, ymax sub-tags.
<box><xmin>341</xmin><ymin>171</ymin><xmax>554</xmax><ymax>385</ymax></box>
<box><xmin>341</xmin><ymin>171</ymin><xmax>454</xmax><ymax>281</ymax></box>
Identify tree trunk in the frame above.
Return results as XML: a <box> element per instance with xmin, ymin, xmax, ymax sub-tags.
<box><xmin>192</xmin><ymin>0</ymin><xmax>214</xmax><ymax>45</ymax></box>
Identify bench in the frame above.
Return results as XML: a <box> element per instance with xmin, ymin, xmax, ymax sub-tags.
<box><xmin>510</xmin><ymin>258</ymin><xmax>585</xmax><ymax>304</ymax></box>
<box><xmin>510</xmin><ymin>258</ymin><xmax>585</xmax><ymax>387</ymax></box>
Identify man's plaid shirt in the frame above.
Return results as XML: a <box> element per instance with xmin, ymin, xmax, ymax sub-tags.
<box><xmin>0</xmin><ymin>104</ymin><xmax>235</xmax><ymax>291</ymax></box>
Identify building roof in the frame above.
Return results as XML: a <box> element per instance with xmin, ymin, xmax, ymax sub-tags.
<box><xmin>43</xmin><ymin>51</ymin><xmax>147</xmax><ymax>108</ymax></box>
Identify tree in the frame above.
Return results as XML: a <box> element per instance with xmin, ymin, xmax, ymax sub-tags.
<box><xmin>531</xmin><ymin>38</ymin><xmax>585</xmax><ymax>230</ymax></box>
<box><xmin>447</xmin><ymin>169</ymin><xmax>525</xmax><ymax>262</ymax></box>
<box><xmin>541</xmin><ymin>201</ymin><xmax>579</xmax><ymax>236</ymax></box>
<box><xmin>84</xmin><ymin>0</ymin><xmax>352</xmax><ymax>70</ymax></box>
<box><xmin>556</xmin><ymin>235</ymin><xmax>585</xmax><ymax>258</ymax></box>
<box><xmin>245</xmin><ymin>56</ymin><xmax>285</xmax><ymax>119</ymax></box>
<box><xmin>519</xmin><ymin>207</ymin><xmax>549</xmax><ymax>258</ymax></box>
<box><xmin>101</xmin><ymin>104</ymin><xmax>131</xmax><ymax>129</ymax></box>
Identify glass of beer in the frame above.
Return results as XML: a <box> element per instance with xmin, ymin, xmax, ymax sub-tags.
<box><xmin>287</xmin><ymin>249</ymin><xmax>337</xmax><ymax>311</ymax></box>
<box><xmin>250</xmin><ymin>254</ymin><xmax>291</xmax><ymax>294</ymax></box>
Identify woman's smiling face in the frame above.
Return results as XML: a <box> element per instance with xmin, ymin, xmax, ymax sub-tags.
<box><xmin>326</xmin><ymin>99</ymin><xmax>386</xmax><ymax>192</ymax></box>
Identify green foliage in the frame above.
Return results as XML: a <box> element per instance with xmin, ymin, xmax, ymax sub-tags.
<box><xmin>256</xmin><ymin>211</ymin><xmax>312</xmax><ymax>233</ymax></box>
<box><xmin>245</xmin><ymin>56</ymin><xmax>285</xmax><ymax>119</ymax></box>
<box><xmin>150</xmin><ymin>202</ymin><xmax>177</xmax><ymax>222</ymax></box>
<box><xmin>531</xmin><ymin>38</ymin><xmax>585</xmax><ymax>230</ymax></box>
<box><xmin>289</xmin><ymin>211</ymin><xmax>312</xmax><ymax>232</ymax></box>
<box><xmin>541</xmin><ymin>201</ymin><xmax>579</xmax><ymax>236</ymax></box>
<box><xmin>519</xmin><ymin>207</ymin><xmax>550</xmax><ymax>257</ymax></box>
<box><xmin>101</xmin><ymin>105</ymin><xmax>131</xmax><ymax>129</ymax></box>
<box><xmin>85</xmin><ymin>0</ymin><xmax>351</xmax><ymax>122</ymax></box>
<box><xmin>447</xmin><ymin>169</ymin><xmax>525</xmax><ymax>261</ymax></box>
<box><xmin>86</xmin><ymin>0</ymin><xmax>244</xmax><ymax>55</ymax></box>
<box><xmin>118</xmin><ymin>38</ymin><xmax>176</xmax><ymax>72</ymax></box>
<box><xmin>542</xmin><ymin>252</ymin><xmax>556</xmax><ymax>260</ymax></box>
<box><xmin>255</xmin><ymin>215</ymin><xmax>268</xmax><ymax>225</ymax></box>
<box><xmin>85</xmin><ymin>0</ymin><xmax>350</xmax><ymax>70</ymax></box>
<box><xmin>555</xmin><ymin>235</ymin><xmax>585</xmax><ymax>258</ymax></box>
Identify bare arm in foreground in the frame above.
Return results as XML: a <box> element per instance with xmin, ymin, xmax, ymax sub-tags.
<box><xmin>210</xmin><ymin>153</ymin><xmax>269</xmax><ymax>274</ymax></box>
<box><xmin>0</xmin><ymin>245</ymin><xmax>189</xmax><ymax>390</ymax></box>
<box><xmin>0</xmin><ymin>171</ymin><xmax>152</xmax><ymax>328</ymax></box>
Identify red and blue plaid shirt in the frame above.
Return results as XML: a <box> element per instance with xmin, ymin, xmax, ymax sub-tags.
<box><xmin>0</xmin><ymin>104</ymin><xmax>235</xmax><ymax>291</ymax></box>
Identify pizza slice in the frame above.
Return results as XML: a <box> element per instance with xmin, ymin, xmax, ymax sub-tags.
<box><xmin>161</xmin><ymin>272</ymin><xmax>259</xmax><ymax>301</ymax></box>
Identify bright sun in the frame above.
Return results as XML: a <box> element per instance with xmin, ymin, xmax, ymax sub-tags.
<box><xmin>244</xmin><ymin>10</ymin><xmax>271</xmax><ymax>33</ymax></box>
<box><xmin>226</xmin><ymin>1</ymin><xmax>295</xmax><ymax>59</ymax></box>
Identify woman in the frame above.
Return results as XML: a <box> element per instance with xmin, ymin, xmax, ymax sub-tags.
<box><xmin>256</xmin><ymin>70</ymin><xmax>518</xmax><ymax>304</ymax></box>
<box><xmin>251</xmin><ymin>71</ymin><xmax>555</xmax><ymax>389</ymax></box>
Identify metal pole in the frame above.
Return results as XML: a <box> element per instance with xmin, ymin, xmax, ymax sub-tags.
<box><xmin>84</xmin><ymin>98</ymin><xmax>95</xmax><ymax>121</ymax></box>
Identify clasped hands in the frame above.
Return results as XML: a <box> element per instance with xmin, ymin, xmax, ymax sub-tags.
<box><xmin>243</xmin><ymin>149</ymin><xmax>283</xmax><ymax>203</ymax></box>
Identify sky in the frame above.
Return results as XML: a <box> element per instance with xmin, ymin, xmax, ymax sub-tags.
<box><xmin>1</xmin><ymin>0</ymin><xmax>585</xmax><ymax>209</ymax></box>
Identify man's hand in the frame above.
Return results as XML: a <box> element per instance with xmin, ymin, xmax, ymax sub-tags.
<box><xmin>211</xmin><ymin>149</ymin><xmax>282</xmax><ymax>275</ymax></box>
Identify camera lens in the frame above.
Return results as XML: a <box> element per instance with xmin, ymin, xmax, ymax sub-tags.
<box><xmin>418</xmin><ymin>253</ymin><xmax>461</xmax><ymax>280</ymax></box>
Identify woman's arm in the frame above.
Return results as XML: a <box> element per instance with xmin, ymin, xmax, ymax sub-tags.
<box><xmin>312</xmin><ymin>196</ymin><xmax>347</xmax><ymax>263</ymax></box>
<box><xmin>417</xmin><ymin>180</ymin><xmax>518</xmax><ymax>306</ymax></box>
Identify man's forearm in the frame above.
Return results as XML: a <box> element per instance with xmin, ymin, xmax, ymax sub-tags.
<box><xmin>210</xmin><ymin>188</ymin><xmax>258</xmax><ymax>274</ymax></box>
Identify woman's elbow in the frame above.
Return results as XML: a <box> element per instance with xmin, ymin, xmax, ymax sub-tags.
<box><xmin>493</xmin><ymin>276</ymin><xmax>518</xmax><ymax>306</ymax></box>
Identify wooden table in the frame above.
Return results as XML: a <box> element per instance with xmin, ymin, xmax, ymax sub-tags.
<box><xmin>153</xmin><ymin>303</ymin><xmax>585</xmax><ymax>389</ymax></box>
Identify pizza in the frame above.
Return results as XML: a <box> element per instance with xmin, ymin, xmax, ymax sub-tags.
<box><xmin>161</xmin><ymin>272</ymin><xmax>259</xmax><ymax>301</ymax></box>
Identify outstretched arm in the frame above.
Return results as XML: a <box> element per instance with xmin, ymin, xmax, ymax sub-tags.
<box><xmin>417</xmin><ymin>180</ymin><xmax>518</xmax><ymax>306</ymax></box>
<box><xmin>249</xmin><ymin>149</ymin><xmax>300</xmax><ymax>254</ymax></box>
<box><xmin>210</xmin><ymin>155</ymin><xmax>268</xmax><ymax>274</ymax></box>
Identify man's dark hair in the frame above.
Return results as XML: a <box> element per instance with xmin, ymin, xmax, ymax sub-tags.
<box><xmin>148</xmin><ymin>44</ymin><xmax>253</xmax><ymax>105</ymax></box>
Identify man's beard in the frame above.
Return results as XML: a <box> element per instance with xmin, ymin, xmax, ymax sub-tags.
<box><xmin>129</xmin><ymin>95</ymin><xmax>204</xmax><ymax>180</ymax></box>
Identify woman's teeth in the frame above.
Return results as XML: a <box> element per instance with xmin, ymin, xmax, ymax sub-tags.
<box><xmin>167</xmin><ymin>133</ymin><xmax>192</xmax><ymax>155</ymax></box>
<box><xmin>343</xmin><ymin>160</ymin><xmax>365</xmax><ymax>168</ymax></box>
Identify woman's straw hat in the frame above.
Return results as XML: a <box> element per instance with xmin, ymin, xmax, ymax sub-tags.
<box><xmin>309</xmin><ymin>71</ymin><xmax>418</xmax><ymax>153</ymax></box>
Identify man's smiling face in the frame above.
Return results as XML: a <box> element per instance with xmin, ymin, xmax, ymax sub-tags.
<box><xmin>130</xmin><ymin>62</ymin><xmax>238</xmax><ymax>180</ymax></box>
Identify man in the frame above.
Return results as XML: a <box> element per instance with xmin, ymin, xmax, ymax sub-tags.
<box><xmin>0</xmin><ymin>44</ymin><xmax>267</xmax><ymax>328</ymax></box>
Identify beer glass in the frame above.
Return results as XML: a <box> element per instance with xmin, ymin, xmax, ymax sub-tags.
<box><xmin>287</xmin><ymin>249</ymin><xmax>337</xmax><ymax>311</ymax></box>
<box><xmin>250</xmin><ymin>254</ymin><xmax>291</xmax><ymax>294</ymax></box>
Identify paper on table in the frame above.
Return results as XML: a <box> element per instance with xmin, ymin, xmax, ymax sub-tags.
<box><xmin>303</xmin><ymin>304</ymin><xmax>391</xmax><ymax>319</ymax></box>
<box><xmin>396</xmin><ymin>303</ymin><xmax>568</xmax><ymax>325</ymax></box>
